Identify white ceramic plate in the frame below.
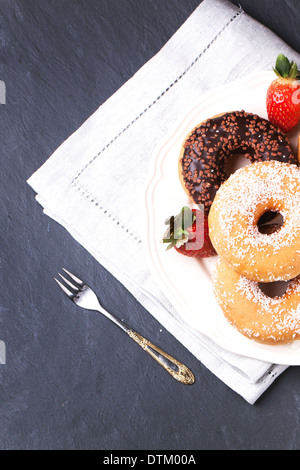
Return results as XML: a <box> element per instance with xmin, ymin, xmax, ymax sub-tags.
<box><xmin>145</xmin><ymin>71</ymin><xmax>300</xmax><ymax>365</ymax></box>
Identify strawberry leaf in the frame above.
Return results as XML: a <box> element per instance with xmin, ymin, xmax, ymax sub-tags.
<box><xmin>289</xmin><ymin>61</ymin><xmax>298</xmax><ymax>79</ymax></box>
<box><xmin>162</xmin><ymin>206</ymin><xmax>195</xmax><ymax>250</ymax></box>
<box><xmin>274</xmin><ymin>54</ymin><xmax>291</xmax><ymax>78</ymax></box>
<box><xmin>274</xmin><ymin>54</ymin><xmax>299</xmax><ymax>79</ymax></box>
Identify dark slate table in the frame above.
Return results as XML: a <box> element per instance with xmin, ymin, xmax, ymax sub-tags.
<box><xmin>1</xmin><ymin>0</ymin><xmax>300</xmax><ymax>451</ymax></box>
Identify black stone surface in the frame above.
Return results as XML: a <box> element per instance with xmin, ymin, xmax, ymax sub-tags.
<box><xmin>1</xmin><ymin>0</ymin><xmax>300</xmax><ymax>451</ymax></box>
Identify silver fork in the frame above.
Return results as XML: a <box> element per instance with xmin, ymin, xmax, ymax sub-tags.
<box><xmin>54</xmin><ymin>268</ymin><xmax>195</xmax><ymax>385</ymax></box>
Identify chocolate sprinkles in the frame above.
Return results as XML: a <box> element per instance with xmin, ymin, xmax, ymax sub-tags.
<box><xmin>180</xmin><ymin>111</ymin><xmax>297</xmax><ymax>212</ymax></box>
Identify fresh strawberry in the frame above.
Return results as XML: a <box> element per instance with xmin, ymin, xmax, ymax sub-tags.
<box><xmin>162</xmin><ymin>206</ymin><xmax>216</xmax><ymax>258</ymax></box>
<box><xmin>266</xmin><ymin>53</ymin><xmax>300</xmax><ymax>133</ymax></box>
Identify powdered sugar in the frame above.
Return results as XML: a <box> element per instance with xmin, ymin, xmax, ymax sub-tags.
<box><xmin>234</xmin><ymin>273</ymin><xmax>300</xmax><ymax>341</ymax></box>
<box><xmin>210</xmin><ymin>160</ymin><xmax>300</xmax><ymax>281</ymax></box>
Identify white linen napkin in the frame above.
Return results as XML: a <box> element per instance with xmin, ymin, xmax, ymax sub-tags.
<box><xmin>27</xmin><ymin>0</ymin><xmax>300</xmax><ymax>404</ymax></box>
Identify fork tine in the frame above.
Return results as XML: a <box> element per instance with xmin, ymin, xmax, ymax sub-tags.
<box><xmin>58</xmin><ymin>273</ymin><xmax>81</xmax><ymax>292</ymax></box>
<box><xmin>54</xmin><ymin>277</ymin><xmax>75</xmax><ymax>298</ymax></box>
<box><xmin>62</xmin><ymin>268</ymin><xmax>84</xmax><ymax>286</ymax></box>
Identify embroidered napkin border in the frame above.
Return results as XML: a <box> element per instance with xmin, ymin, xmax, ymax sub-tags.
<box><xmin>69</xmin><ymin>5</ymin><xmax>244</xmax><ymax>243</ymax></box>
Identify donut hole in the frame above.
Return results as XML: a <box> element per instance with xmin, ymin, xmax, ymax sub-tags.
<box><xmin>224</xmin><ymin>153</ymin><xmax>251</xmax><ymax>178</ymax></box>
<box><xmin>258</xmin><ymin>280</ymin><xmax>290</xmax><ymax>298</ymax></box>
<box><xmin>257</xmin><ymin>211</ymin><xmax>284</xmax><ymax>234</ymax></box>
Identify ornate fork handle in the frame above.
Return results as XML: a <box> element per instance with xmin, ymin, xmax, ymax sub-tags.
<box><xmin>55</xmin><ymin>269</ymin><xmax>195</xmax><ymax>385</ymax></box>
<box><xmin>92</xmin><ymin>301</ymin><xmax>195</xmax><ymax>385</ymax></box>
<box><xmin>128</xmin><ymin>330</ymin><xmax>195</xmax><ymax>385</ymax></box>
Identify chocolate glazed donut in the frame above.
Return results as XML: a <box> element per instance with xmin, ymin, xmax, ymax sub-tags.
<box><xmin>179</xmin><ymin>111</ymin><xmax>298</xmax><ymax>213</ymax></box>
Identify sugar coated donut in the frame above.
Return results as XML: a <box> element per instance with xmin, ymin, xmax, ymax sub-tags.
<box><xmin>213</xmin><ymin>258</ymin><xmax>300</xmax><ymax>344</ymax></box>
<box><xmin>208</xmin><ymin>160</ymin><xmax>300</xmax><ymax>282</ymax></box>
<box><xmin>179</xmin><ymin>111</ymin><xmax>297</xmax><ymax>213</ymax></box>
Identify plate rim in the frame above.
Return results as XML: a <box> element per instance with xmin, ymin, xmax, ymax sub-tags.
<box><xmin>144</xmin><ymin>70</ymin><xmax>300</xmax><ymax>366</ymax></box>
